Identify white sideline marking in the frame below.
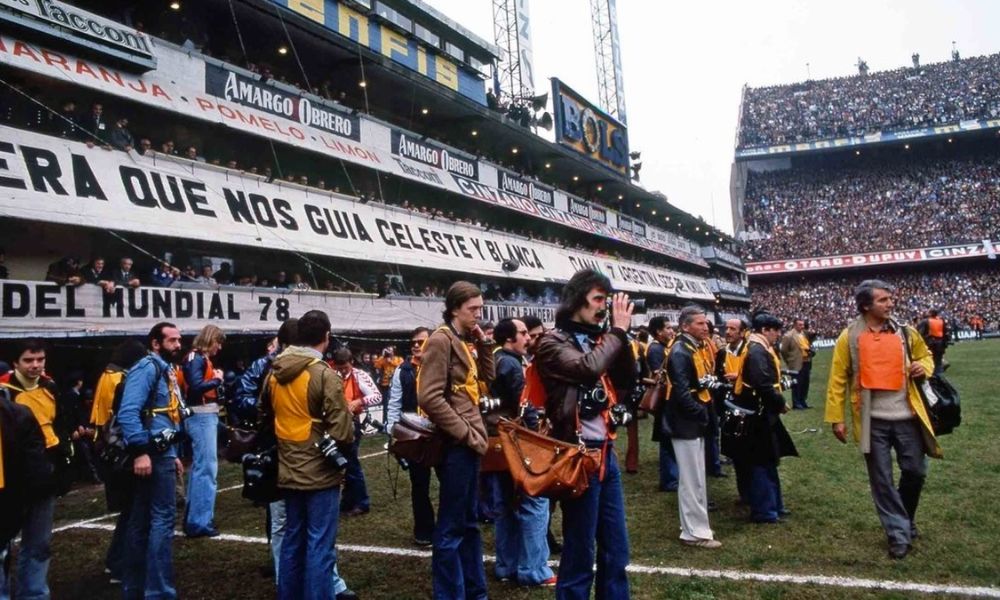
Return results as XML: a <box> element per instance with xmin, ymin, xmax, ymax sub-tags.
<box><xmin>63</xmin><ymin>523</ymin><xmax>1000</xmax><ymax>597</ymax></box>
<box><xmin>359</xmin><ymin>450</ymin><xmax>388</xmax><ymax>460</ymax></box>
<box><xmin>52</xmin><ymin>512</ymin><xmax>120</xmax><ymax>533</ymax></box>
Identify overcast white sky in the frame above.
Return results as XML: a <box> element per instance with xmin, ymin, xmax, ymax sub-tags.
<box><xmin>427</xmin><ymin>0</ymin><xmax>999</xmax><ymax>234</ymax></box>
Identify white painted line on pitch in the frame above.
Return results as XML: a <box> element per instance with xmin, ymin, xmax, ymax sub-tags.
<box><xmin>52</xmin><ymin>512</ymin><xmax>120</xmax><ymax>533</ymax></box>
<box><xmin>64</xmin><ymin>523</ymin><xmax>1000</xmax><ymax>598</ymax></box>
<box><xmin>359</xmin><ymin>450</ymin><xmax>388</xmax><ymax>460</ymax></box>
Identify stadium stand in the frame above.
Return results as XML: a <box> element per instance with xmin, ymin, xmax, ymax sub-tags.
<box><xmin>738</xmin><ymin>52</ymin><xmax>1000</xmax><ymax>148</ymax></box>
<box><xmin>749</xmin><ymin>265</ymin><xmax>999</xmax><ymax>338</ymax></box>
<box><xmin>740</xmin><ymin>143</ymin><xmax>1000</xmax><ymax>261</ymax></box>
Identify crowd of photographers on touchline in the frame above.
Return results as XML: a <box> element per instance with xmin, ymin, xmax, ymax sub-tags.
<box><xmin>750</xmin><ymin>266</ymin><xmax>998</xmax><ymax>339</ymax></box>
<box><xmin>738</xmin><ymin>51</ymin><xmax>1000</xmax><ymax>148</ymax></box>
<box><xmin>0</xmin><ymin>272</ymin><xmax>954</xmax><ymax>599</ymax></box>
<box><xmin>739</xmin><ymin>148</ymin><xmax>1000</xmax><ymax>262</ymax></box>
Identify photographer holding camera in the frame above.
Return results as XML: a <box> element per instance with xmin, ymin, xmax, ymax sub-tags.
<box><xmin>261</xmin><ymin>310</ymin><xmax>355</xmax><ymax>600</ymax></box>
<box><xmin>533</xmin><ymin>269</ymin><xmax>635</xmax><ymax>600</ymax></box>
<box><xmin>118</xmin><ymin>322</ymin><xmax>187</xmax><ymax>599</ymax></box>
<box><xmin>484</xmin><ymin>318</ymin><xmax>555</xmax><ymax>587</ymax></box>
<box><xmin>734</xmin><ymin>311</ymin><xmax>798</xmax><ymax>523</ymax></box>
<box><xmin>417</xmin><ymin>281</ymin><xmax>496</xmax><ymax>600</ymax></box>
<box><xmin>664</xmin><ymin>305</ymin><xmax>722</xmax><ymax>549</ymax></box>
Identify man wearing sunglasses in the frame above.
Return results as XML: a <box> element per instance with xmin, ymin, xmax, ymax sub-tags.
<box><xmin>386</xmin><ymin>327</ymin><xmax>434</xmax><ymax>546</ymax></box>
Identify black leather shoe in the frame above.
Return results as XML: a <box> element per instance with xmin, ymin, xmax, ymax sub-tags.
<box><xmin>185</xmin><ymin>527</ymin><xmax>220</xmax><ymax>539</ymax></box>
<box><xmin>336</xmin><ymin>590</ymin><xmax>359</xmax><ymax>600</ymax></box>
<box><xmin>888</xmin><ymin>544</ymin><xmax>910</xmax><ymax>560</ymax></box>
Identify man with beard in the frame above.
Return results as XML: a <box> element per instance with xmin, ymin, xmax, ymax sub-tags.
<box><xmin>119</xmin><ymin>322</ymin><xmax>187</xmax><ymax>599</ymax></box>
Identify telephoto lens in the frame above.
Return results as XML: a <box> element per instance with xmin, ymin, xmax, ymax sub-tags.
<box><xmin>605</xmin><ymin>297</ymin><xmax>648</xmax><ymax>315</ymax></box>
<box><xmin>315</xmin><ymin>433</ymin><xmax>349</xmax><ymax>470</ymax></box>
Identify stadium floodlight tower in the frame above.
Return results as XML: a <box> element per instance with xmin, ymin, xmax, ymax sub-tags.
<box><xmin>590</xmin><ymin>0</ymin><xmax>627</xmax><ymax>125</ymax></box>
<box><xmin>492</xmin><ymin>0</ymin><xmax>535</xmax><ymax>105</ymax></box>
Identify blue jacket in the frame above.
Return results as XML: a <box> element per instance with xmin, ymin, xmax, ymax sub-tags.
<box><xmin>234</xmin><ymin>353</ymin><xmax>274</xmax><ymax>412</ymax></box>
<box><xmin>183</xmin><ymin>351</ymin><xmax>220</xmax><ymax>405</ymax></box>
<box><xmin>119</xmin><ymin>354</ymin><xmax>181</xmax><ymax>458</ymax></box>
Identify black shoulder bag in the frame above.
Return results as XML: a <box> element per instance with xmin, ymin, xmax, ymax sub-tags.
<box><xmin>901</xmin><ymin>327</ymin><xmax>961</xmax><ymax>435</ymax></box>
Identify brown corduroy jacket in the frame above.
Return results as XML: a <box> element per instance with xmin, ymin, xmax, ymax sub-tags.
<box><xmin>417</xmin><ymin>326</ymin><xmax>496</xmax><ymax>455</ymax></box>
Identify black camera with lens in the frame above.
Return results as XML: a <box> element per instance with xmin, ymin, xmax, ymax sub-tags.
<box><xmin>479</xmin><ymin>396</ymin><xmax>502</xmax><ymax>415</ymax></box>
<box><xmin>779</xmin><ymin>370</ymin><xmax>798</xmax><ymax>392</ymax></box>
<box><xmin>578</xmin><ymin>385</ymin><xmax>609</xmax><ymax>419</ymax></box>
<box><xmin>151</xmin><ymin>428</ymin><xmax>183</xmax><ymax>453</ymax></box>
<box><xmin>606</xmin><ymin>297</ymin><xmax>647</xmax><ymax>316</ymax></box>
<box><xmin>315</xmin><ymin>433</ymin><xmax>349</xmax><ymax>470</ymax></box>
<box><xmin>609</xmin><ymin>403</ymin><xmax>633</xmax><ymax>430</ymax></box>
<box><xmin>697</xmin><ymin>374</ymin><xmax>730</xmax><ymax>392</ymax></box>
<box><xmin>241</xmin><ymin>448</ymin><xmax>280</xmax><ymax>504</ymax></box>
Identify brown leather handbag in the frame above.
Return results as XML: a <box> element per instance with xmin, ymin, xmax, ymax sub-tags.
<box><xmin>390</xmin><ymin>414</ymin><xmax>444</xmax><ymax>468</ymax></box>
<box><xmin>638</xmin><ymin>373</ymin><xmax>665</xmax><ymax>414</ymax></box>
<box><xmin>480</xmin><ymin>435</ymin><xmax>509</xmax><ymax>473</ymax></box>
<box><xmin>497</xmin><ymin>418</ymin><xmax>602</xmax><ymax>500</ymax></box>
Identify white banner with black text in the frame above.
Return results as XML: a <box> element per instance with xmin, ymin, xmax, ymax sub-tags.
<box><xmin>0</xmin><ymin>126</ymin><xmax>714</xmax><ymax>300</ymax></box>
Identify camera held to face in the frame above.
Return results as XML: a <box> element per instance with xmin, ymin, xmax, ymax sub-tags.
<box><xmin>605</xmin><ymin>297</ymin><xmax>648</xmax><ymax>316</ymax></box>
<box><xmin>315</xmin><ymin>433</ymin><xmax>349</xmax><ymax>470</ymax></box>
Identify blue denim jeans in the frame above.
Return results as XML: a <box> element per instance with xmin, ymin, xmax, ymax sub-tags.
<box><xmin>184</xmin><ymin>411</ymin><xmax>219</xmax><ymax>535</ymax></box>
<box><xmin>492</xmin><ymin>473</ymin><xmax>554</xmax><ymax>586</ymax></box>
<box><xmin>658</xmin><ymin>439</ymin><xmax>679</xmax><ymax>491</ymax></box>
<box><xmin>340</xmin><ymin>420</ymin><xmax>370</xmax><ymax>513</ymax></box>
<box><xmin>409</xmin><ymin>464</ymin><xmax>435</xmax><ymax>542</ymax></box>
<box><xmin>278</xmin><ymin>487</ymin><xmax>347</xmax><ymax>600</ymax></box>
<box><xmin>732</xmin><ymin>457</ymin><xmax>751</xmax><ymax>504</ymax></box>
<box><xmin>123</xmin><ymin>454</ymin><xmax>178</xmax><ymax>600</ymax></box>
<box><xmin>557</xmin><ymin>450</ymin><xmax>630</xmax><ymax>600</ymax></box>
<box><xmin>106</xmin><ymin>502</ymin><xmax>131</xmax><ymax>579</ymax></box>
<box><xmin>433</xmin><ymin>445</ymin><xmax>487</xmax><ymax>600</ymax></box>
<box><xmin>270</xmin><ymin>500</ymin><xmax>287</xmax><ymax>580</ymax></box>
<box><xmin>748</xmin><ymin>462</ymin><xmax>784</xmax><ymax>523</ymax></box>
<box><xmin>2</xmin><ymin>494</ymin><xmax>55</xmax><ymax>600</ymax></box>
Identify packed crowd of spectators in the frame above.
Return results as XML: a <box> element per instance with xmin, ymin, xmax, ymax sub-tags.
<box><xmin>750</xmin><ymin>266</ymin><xmax>1000</xmax><ymax>338</ymax></box>
<box><xmin>739</xmin><ymin>52</ymin><xmax>1000</xmax><ymax>148</ymax></box>
<box><xmin>740</xmin><ymin>150</ymin><xmax>1000</xmax><ymax>261</ymax></box>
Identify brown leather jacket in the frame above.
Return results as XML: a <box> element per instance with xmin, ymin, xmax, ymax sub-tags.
<box><xmin>417</xmin><ymin>326</ymin><xmax>496</xmax><ymax>455</ymax></box>
<box><xmin>533</xmin><ymin>325</ymin><xmax>634</xmax><ymax>444</ymax></box>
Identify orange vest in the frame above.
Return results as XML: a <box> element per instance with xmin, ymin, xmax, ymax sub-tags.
<box><xmin>858</xmin><ymin>330</ymin><xmax>905</xmax><ymax>391</ymax></box>
<box><xmin>927</xmin><ymin>317</ymin><xmax>944</xmax><ymax>338</ymax></box>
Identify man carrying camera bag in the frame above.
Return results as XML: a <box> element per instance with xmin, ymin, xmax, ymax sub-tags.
<box><xmin>417</xmin><ymin>281</ymin><xmax>496</xmax><ymax>600</ymax></box>
<box><xmin>263</xmin><ymin>310</ymin><xmax>355</xmax><ymax>600</ymax></box>
<box><xmin>533</xmin><ymin>268</ymin><xmax>635</xmax><ymax>600</ymax></box>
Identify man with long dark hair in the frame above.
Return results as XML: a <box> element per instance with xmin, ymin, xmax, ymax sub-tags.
<box><xmin>534</xmin><ymin>268</ymin><xmax>635</xmax><ymax>599</ymax></box>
